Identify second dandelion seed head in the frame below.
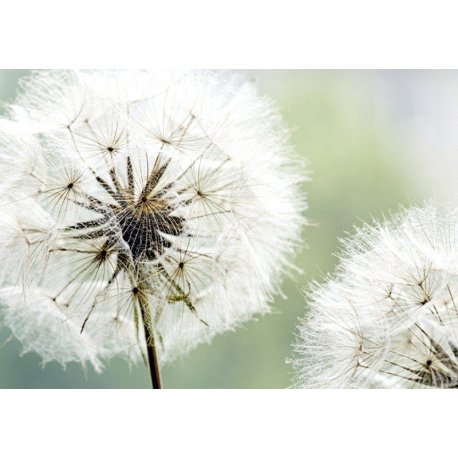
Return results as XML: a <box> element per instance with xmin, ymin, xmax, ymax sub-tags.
<box><xmin>292</xmin><ymin>205</ymin><xmax>458</xmax><ymax>388</ymax></box>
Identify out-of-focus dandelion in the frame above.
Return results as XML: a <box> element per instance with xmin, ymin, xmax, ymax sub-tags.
<box><xmin>0</xmin><ymin>70</ymin><xmax>305</xmax><ymax>387</ymax></box>
<box><xmin>292</xmin><ymin>204</ymin><xmax>458</xmax><ymax>388</ymax></box>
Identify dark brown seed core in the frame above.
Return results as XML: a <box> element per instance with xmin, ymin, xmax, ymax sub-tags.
<box><xmin>119</xmin><ymin>209</ymin><xmax>185</xmax><ymax>261</ymax></box>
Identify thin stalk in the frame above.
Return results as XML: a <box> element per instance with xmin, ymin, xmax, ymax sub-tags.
<box><xmin>138</xmin><ymin>294</ymin><xmax>163</xmax><ymax>389</ymax></box>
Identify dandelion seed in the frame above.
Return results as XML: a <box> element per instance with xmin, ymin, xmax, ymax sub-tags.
<box><xmin>292</xmin><ymin>204</ymin><xmax>458</xmax><ymax>388</ymax></box>
<box><xmin>0</xmin><ymin>70</ymin><xmax>305</xmax><ymax>387</ymax></box>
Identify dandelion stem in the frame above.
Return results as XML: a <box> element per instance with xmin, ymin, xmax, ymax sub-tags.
<box><xmin>138</xmin><ymin>295</ymin><xmax>162</xmax><ymax>389</ymax></box>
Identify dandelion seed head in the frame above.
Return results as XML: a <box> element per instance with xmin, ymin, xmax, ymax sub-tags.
<box><xmin>0</xmin><ymin>70</ymin><xmax>305</xmax><ymax>369</ymax></box>
<box><xmin>292</xmin><ymin>204</ymin><xmax>458</xmax><ymax>388</ymax></box>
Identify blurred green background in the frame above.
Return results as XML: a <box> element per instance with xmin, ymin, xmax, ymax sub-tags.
<box><xmin>0</xmin><ymin>70</ymin><xmax>430</xmax><ymax>388</ymax></box>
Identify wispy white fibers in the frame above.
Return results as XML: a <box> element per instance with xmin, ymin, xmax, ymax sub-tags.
<box><xmin>0</xmin><ymin>70</ymin><xmax>305</xmax><ymax>371</ymax></box>
<box><xmin>292</xmin><ymin>204</ymin><xmax>458</xmax><ymax>388</ymax></box>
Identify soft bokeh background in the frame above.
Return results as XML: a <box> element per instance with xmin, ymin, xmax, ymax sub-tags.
<box><xmin>0</xmin><ymin>70</ymin><xmax>455</xmax><ymax>388</ymax></box>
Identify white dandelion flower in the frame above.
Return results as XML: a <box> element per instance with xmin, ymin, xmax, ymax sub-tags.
<box><xmin>292</xmin><ymin>204</ymin><xmax>458</xmax><ymax>388</ymax></box>
<box><xmin>0</xmin><ymin>70</ymin><xmax>305</xmax><ymax>387</ymax></box>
